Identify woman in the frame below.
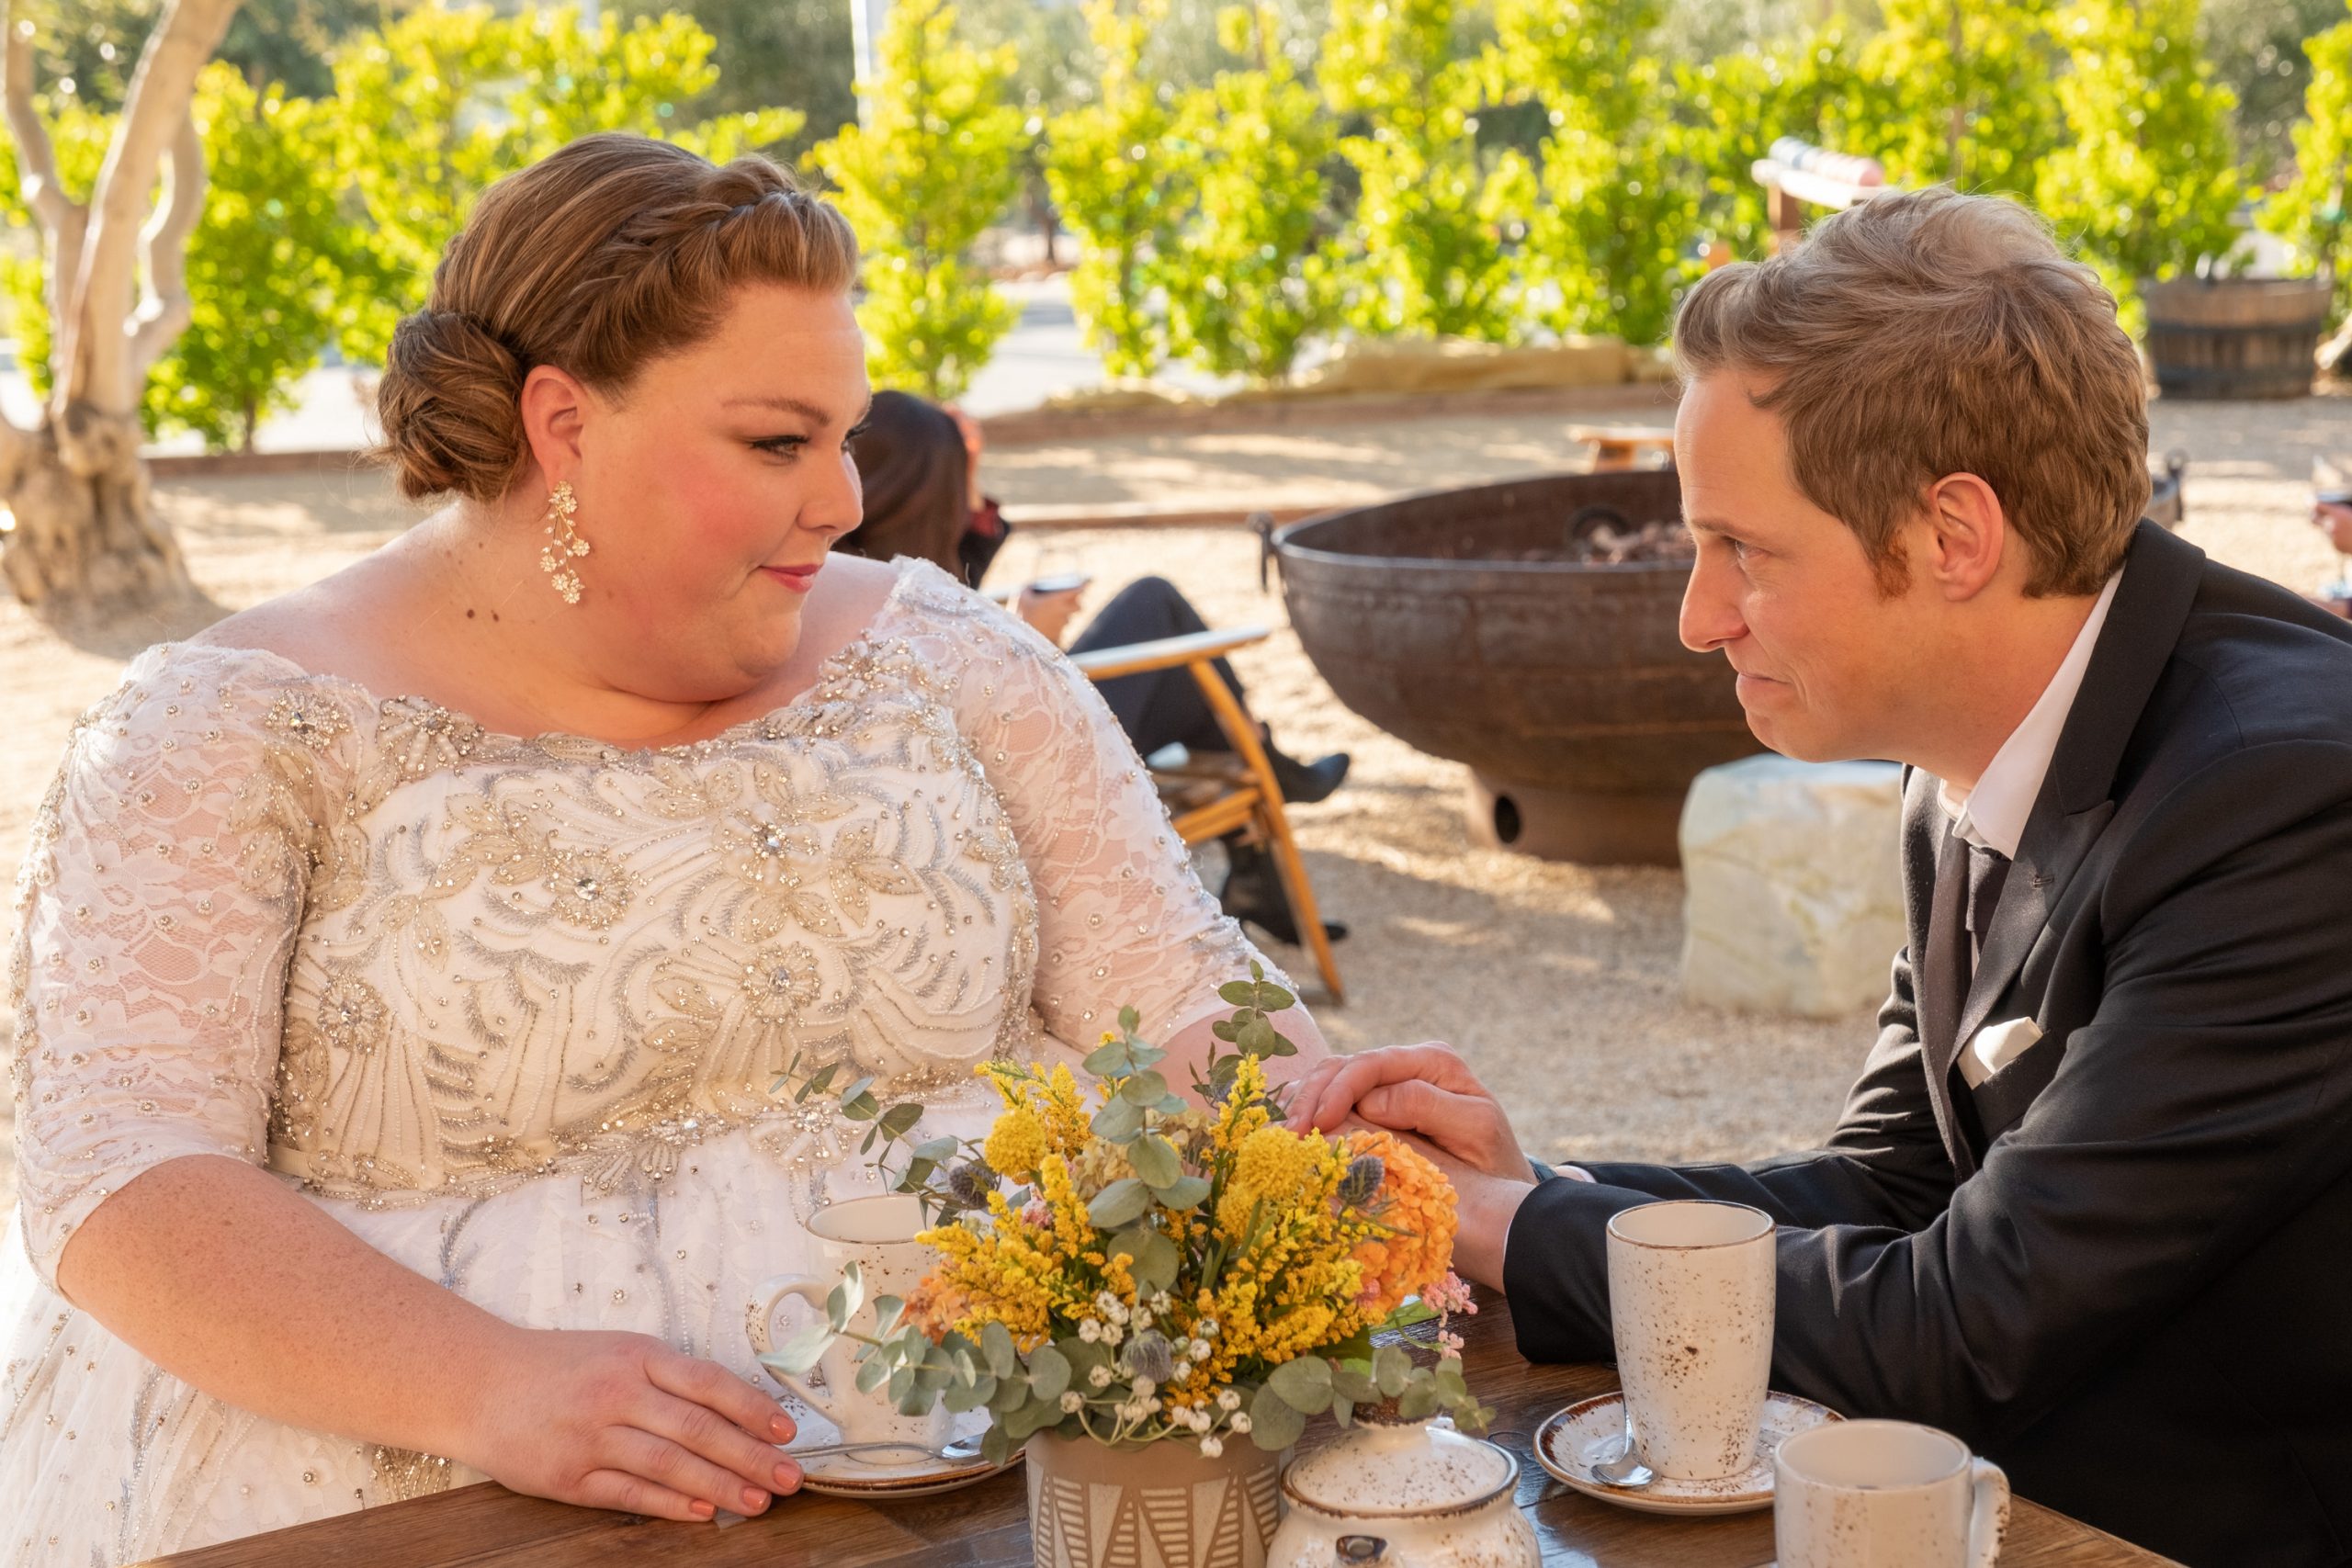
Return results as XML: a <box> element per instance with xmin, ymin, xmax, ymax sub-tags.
<box><xmin>0</xmin><ymin>135</ymin><xmax>1323</xmax><ymax>1563</ymax></box>
<box><xmin>842</xmin><ymin>392</ymin><xmax>1348</xmax><ymax>944</ymax></box>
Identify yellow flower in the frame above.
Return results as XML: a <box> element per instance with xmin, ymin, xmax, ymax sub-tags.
<box><xmin>983</xmin><ymin>1104</ymin><xmax>1051</xmax><ymax>1184</ymax></box>
<box><xmin>1216</xmin><ymin>1124</ymin><xmax>1327</xmax><ymax>1239</ymax></box>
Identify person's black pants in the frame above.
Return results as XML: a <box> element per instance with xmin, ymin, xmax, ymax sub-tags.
<box><xmin>1066</xmin><ymin>576</ymin><xmax>1248</xmax><ymax>759</ymax></box>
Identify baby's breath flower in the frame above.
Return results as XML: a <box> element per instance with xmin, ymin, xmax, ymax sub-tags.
<box><xmin>1095</xmin><ymin>1292</ymin><xmax>1120</xmax><ymax>1316</ymax></box>
<box><xmin>1231</xmin><ymin>1413</ymin><xmax>1253</xmax><ymax>1435</ymax></box>
<box><xmin>1131</xmin><ymin>1377</ymin><xmax>1157</xmax><ymax>1399</ymax></box>
<box><xmin>1170</xmin><ymin>1359</ymin><xmax>1192</xmax><ymax>1382</ymax></box>
<box><xmin>1188</xmin><ymin>1338</ymin><xmax>1212</xmax><ymax>1360</ymax></box>
<box><xmin>1060</xmin><ymin>1391</ymin><xmax>1084</xmax><ymax>1414</ymax></box>
<box><xmin>1089</xmin><ymin>1364</ymin><xmax>1114</xmax><ymax>1389</ymax></box>
<box><xmin>1079</xmin><ymin>1319</ymin><xmax>1102</xmax><ymax>1343</ymax></box>
<box><xmin>1216</xmin><ymin>1389</ymin><xmax>1242</xmax><ymax>1412</ymax></box>
<box><xmin>1199</xmin><ymin>1319</ymin><xmax>1219</xmax><ymax>1337</ymax></box>
<box><xmin>1201</xmin><ymin>1436</ymin><xmax>1225</xmax><ymax>1459</ymax></box>
<box><xmin>1103</xmin><ymin>1322</ymin><xmax>1125</xmax><ymax>1347</ymax></box>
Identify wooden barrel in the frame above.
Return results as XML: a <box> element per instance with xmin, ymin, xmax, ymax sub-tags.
<box><xmin>2143</xmin><ymin>277</ymin><xmax>2332</xmax><ymax>400</ymax></box>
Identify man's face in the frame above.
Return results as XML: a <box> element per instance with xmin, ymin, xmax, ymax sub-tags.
<box><xmin>1675</xmin><ymin>374</ymin><xmax>1932</xmax><ymax>761</ymax></box>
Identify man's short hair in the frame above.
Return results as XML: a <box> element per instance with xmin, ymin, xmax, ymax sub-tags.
<box><xmin>1673</xmin><ymin>187</ymin><xmax>2149</xmax><ymax>597</ymax></box>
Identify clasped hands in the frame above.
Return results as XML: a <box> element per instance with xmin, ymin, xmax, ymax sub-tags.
<box><xmin>1287</xmin><ymin>1043</ymin><xmax>1544</xmax><ymax>1288</ymax></box>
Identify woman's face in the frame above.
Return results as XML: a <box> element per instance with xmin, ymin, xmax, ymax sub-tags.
<box><xmin>547</xmin><ymin>284</ymin><xmax>870</xmax><ymax>702</ymax></box>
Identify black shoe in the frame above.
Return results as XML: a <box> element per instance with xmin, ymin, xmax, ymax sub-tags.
<box><xmin>1219</xmin><ymin>840</ymin><xmax>1348</xmax><ymax>948</ymax></box>
<box><xmin>1266</xmin><ymin>747</ymin><xmax>1350</xmax><ymax>806</ymax></box>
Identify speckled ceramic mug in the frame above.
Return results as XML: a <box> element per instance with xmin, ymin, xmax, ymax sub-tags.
<box><xmin>1604</xmin><ymin>1200</ymin><xmax>1776</xmax><ymax>1481</ymax></box>
<box><xmin>1774</xmin><ymin>1420</ymin><xmax>2009</xmax><ymax>1568</ymax></box>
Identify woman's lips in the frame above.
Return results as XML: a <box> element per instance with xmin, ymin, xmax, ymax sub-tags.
<box><xmin>760</xmin><ymin>562</ymin><xmax>823</xmax><ymax>593</ymax></box>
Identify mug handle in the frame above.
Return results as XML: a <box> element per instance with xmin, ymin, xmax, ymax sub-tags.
<box><xmin>1965</xmin><ymin>1457</ymin><xmax>2011</xmax><ymax>1568</ymax></box>
<box><xmin>749</xmin><ymin>1273</ymin><xmax>850</xmax><ymax>1431</ymax></box>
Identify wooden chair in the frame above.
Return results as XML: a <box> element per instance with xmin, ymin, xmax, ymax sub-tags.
<box><xmin>1067</xmin><ymin>625</ymin><xmax>1346</xmax><ymax>1003</ymax></box>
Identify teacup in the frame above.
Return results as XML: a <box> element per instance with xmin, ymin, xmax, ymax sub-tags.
<box><xmin>1604</xmin><ymin>1199</ymin><xmax>1776</xmax><ymax>1481</ymax></box>
<box><xmin>749</xmin><ymin>1193</ymin><xmax>952</xmax><ymax>1455</ymax></box>
<box><xmin>1775</xmin><ymin>1419</ymin><xmax>2009</xmax><ymax>1568</ymax></box>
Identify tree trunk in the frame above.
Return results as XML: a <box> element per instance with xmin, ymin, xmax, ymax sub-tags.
<box><xmin>1</xmin><ymin>420</ymin><xmax>188</xmax><ymax>608</ymax></box>
<box><xmin>0</xmin><ymin>0</ymin><xmax>238</xmax><ymax>613</ymax></box>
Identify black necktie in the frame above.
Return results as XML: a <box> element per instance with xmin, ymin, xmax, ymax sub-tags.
<box><xmin>1963</xmin><ymin>840</ymin><xmax>2011</xmax><ymax>973</ymax></box>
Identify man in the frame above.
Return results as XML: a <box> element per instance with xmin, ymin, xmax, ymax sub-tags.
<box><xmin>1295</xmin><ymin>188</ymin><xmax>2352</xmax><ymax>1567</ymax></box>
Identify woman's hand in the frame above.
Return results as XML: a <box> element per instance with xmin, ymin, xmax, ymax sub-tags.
<box><xmin>1017</xmin><ymin>583</ymin><xmax>1085</xmax><ymax>646</ymax></box>
<box><xmin>460</xmin><ymin>1328</ymin><xmax>803</xmax><ymax>1522</ymax></box>
<box><xmin>2314</xmin><ymin>499</ymin><xmax>2352</xmax><ymax>556</ymax></box>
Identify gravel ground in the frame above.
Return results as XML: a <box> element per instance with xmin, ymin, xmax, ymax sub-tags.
<box><xmin>0</xmin><ymin>391</ymin><xmax>2345</xmax><ymax>1207</ymax></box>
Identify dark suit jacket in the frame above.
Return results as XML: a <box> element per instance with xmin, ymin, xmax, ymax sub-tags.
<box><xmin>1503</xmin><ymin>522</ymin><xmax>2352</xmax><ymax>1566</ymax></box>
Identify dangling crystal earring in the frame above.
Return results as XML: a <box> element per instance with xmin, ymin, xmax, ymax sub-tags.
<box><xmin>537</xmin><ymin>480</ymin><xmax>589</xmax><ymax>604</ymax></box>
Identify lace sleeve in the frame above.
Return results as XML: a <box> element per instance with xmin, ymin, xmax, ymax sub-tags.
<box><xmin>6</xmin><ymin>647</ymin><xmax>336</xmax><ymax>1290</ymax></box>
<box><xmin>886</xmin><ymin>563</ymin><xmax>1285</xmax><ymax>1045</ymax></box>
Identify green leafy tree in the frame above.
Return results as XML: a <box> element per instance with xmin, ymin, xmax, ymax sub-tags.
<box><xmin>811</xmin><ymin>0</ymin><xmax>1024</xmax><ymax>400</ymax></box>
<box><xmin>1320</xmin><ymin>0</ymin><xmax>1518</xmax><ymax>341</ymax></box>
<box><xmin>2259</xmin><ymin>4</ymin><xmax>2352</xmax><ymax>324</ymax></box>
<box><xmin>2038</xmin><ymin>0</ymin><xmax>2245</xmax><ymax>333</ymax></box>
<box><xmin>144</xmin><ymin>66</ymin><xmax>355</xmax><ymax>449</ymax></box>
<box><xmin>1043</xmin><ymin>0</ymin><xmax>1182</xmax><ymax>378</ymax></box>
<box><xmin>1495</xmin><ymin>0</ymin><xmax>1693</xmax><ymax>345</ymax></box>
<box><xmin>24</xmin><ymin>0</ymin><xmax>392</xmax><ymax>112</ymax></box>
<box><xmin>328</xmin><ymin>3</ymin><xmax>801</xmax><ymax>363</ymax></box>
<box><xmin>1859</xmin><ymin>0</ymin><xmax>2061</xmax><ymax>194</ymax></box>
<box><xmin>1159</xmin><ymin>4</ymin><xmax>1340</xmax><ymax>379</ymax></box>
<box><xmin>2202</xmin><ymin>0</ymin><xmax>2346</xmax><ymax>179</ymax></box>
<box><xmin>1673</xmin><ymin>24</ymin><xmax>1867</xmax><ymax>262</ymax></box>
<box><xmin>615</xmin><ymin>0</ymin><xmax>855</xmax><ymax>154</ymax></box>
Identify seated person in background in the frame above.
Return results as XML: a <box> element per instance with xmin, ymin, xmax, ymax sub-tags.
<box><xmin>842</xmin><ymin>390</ymin><xmax>1348</xmax><ymax>946</ymax></box>
<box><xmin>1297</xmin><ymin>189</ymin><xmax>2352</xmax><ymax>1566</ymax></box>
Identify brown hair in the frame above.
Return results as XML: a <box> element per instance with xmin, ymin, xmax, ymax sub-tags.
<box><xmin>1673</xmin><ymin>187</ymin><xmax>2149</xmax><ymax>596</ymax></box>
<box><xmin>375</xmin><ymin>133</ymin><xmax>860</xmax><ymax>503</ymax></box>
<box><xmin>838</xmin><ymin>391</ymin><xmax>970</xmax><ymax>576</ymax></box>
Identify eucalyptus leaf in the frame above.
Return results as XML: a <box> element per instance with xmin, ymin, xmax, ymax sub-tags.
<box><xmin>1026</xmin><ymin>1343</ymin><xmax>1073</xmax><ymax>1403</ymax></box>
<box><xmin>1152</xmin><ymin>1174</ymin><xmax>1212</xmax><ymax>1211</ymax></box>
<box><xmin>1127</xmin><ymin>1043</ymin><xmax>1167</xmax><ymax>1070</ymax></box>
<box><xmin>912</xmin><ymin>1135</ymin><xmax>961</xmax><ymax>1163</ymax></box>
<box><xmin>1266</xmin><ymin>1355</ymin><xmax>1333</xmax><ymax>1414</ymax></box>
<box><xmin>1247</xmin><ymin>1382</ymin><xmax>1307</xmax><ymax>1450</ymax></box>
<box><xmin>877</xmin><ymin>1102</ymin><xmax>925</xmax><ymax>1140</ymax></box>
<box><xmin>1435</xmin><ymin>1359</ymin><xmax>1468</xmax><ymax>1401</ymax></box>
<box><xmin>982</xmin><ymin>1426</ymin><xmax>1012</xmax><ymax>1468</ymax></box>
<box><xmin>1118</xmin><ymin>1070</ymin><xmax>1170</xmax><ymax>1107</ymax></box>
<box><xmin>1239</xmin><ymin>1017</ymin><xmax>1279</xmax><ymax>1056</ymax></box>
<box><xmin>888</xmin><ymin>1363</ymin><xmax>917</xmax><ymax>1405</ymax></box>
<box><xmin>855</xmin><ymin>1356</ymin><xmax>892</xmax><ymax>1394</ymax></box>
<box><xmin>1210</xmin><ymin>1019</ymin><xmax>1241</xmax><ymax>1043</ymax></box>
<box><xmin>871</xmin><ymin>1294</ymin><xmax>906</xmax><ymax>1338</ymax></box>
<box><xmin>1374</xmin><ymin>1344</ymin><xmax>1411</xmax><ymax>1398</ymax></box>
<box><xmin>954</xmin><ymin>1347</ymin><xmax>978</xmax><ymax>1386</ymax></box>
<box><xmin>1128</xmin><ymin>1133</ymin><xmax>1182</xmax><ymax>1187</ymax></box>
<box><xmin>1118</xmin><ymin>1225</ymin><xmax>1181</xmax><ymax>1294</ymax></box>
<box><xmin>981</xmin><ymin>1320</ymin><xmax>1019</xmax><ymax>1380</ymax></box>
<box><xmin>989</xmin><ymin>1371</ymin><xmax>1033</xmax><ymax>1413</ymax></box>
<box><xmin>1092</xmin><ymin>1098</ymin><xmax>1146</xmax><ymax>1142</ymax></box>
<box><xmin>758</xmin><ymin>1318</ymin><xmax>834</xmax><ymax>1379</ymax></box>
<box><xmin>1218</xmin><ymin>981</ymin><xmax>1258</xmax><ymax>1006</ymax></box>
<box><xmin>1331</xmin><ymin>1365</ymin><xmax>1379</xmax><ymax>1404</ymax></box>
<box><xmin>1118</xmin><ymin>1005</ymin><xmax>1141</xmax><ymax>1033</ymax></box>
<box><xmin>1084</xmin><ymin>1040</ymin><xmax>1134</xmax><ymax>1077</ymax></box>
<box><xmin>842</xmin><ymin>1090</ymin><xmax>881</xmax><ymax>1122</ymax></box>
<box><xmin>1088</xmin><ymin>1178</ymin><xmax>1152</xmax><ymax>1229</ymax></box>
<box><xmin>944</xmin><ymin>1372</ymin><xmax>997</xmax><ymax>1413</ymax></box>
<box><xmin>1398</xmin><ymin>1382</ymin><xmax>1441</xmax><ymax>1422</ymax></box>
<box><xmin>1156</xmin><ymin>1094</ymin><xmax>1189</xmax><ymax>1116</ymax></box>
<box><xmin>826</xmin><ymin>1263</ymin><xmax>865</xmax><ymax>1332</ymax></box>
<box><xmin>1259</xmin><ymin>982</ymin><xmax>1296</xmax><ymax>1011</ymax></box>
<box><xmin>1332</xmin><ymin>1397</ymin><xmax>1354</xmax><ymax>1429</ymax></box>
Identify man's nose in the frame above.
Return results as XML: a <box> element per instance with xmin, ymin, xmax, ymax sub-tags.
<box><xmin>1679</xmin><ymin>551</ymin><xmax>1746</xmax><ymax>654</ymax></box>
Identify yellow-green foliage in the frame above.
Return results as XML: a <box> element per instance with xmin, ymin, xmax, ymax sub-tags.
<box><xmin>1859</xmin><ymin>0</ymin><xmax>2061</xmax><ymax>194</ymax></box>
<box><xmin>330</xmin><ymin>2</ymin><xmax>802</xmax><ymax>364</ymax></box>
<box><xmin>2038</xmin><ymin>0</ymin><xmax>2245</xmax><ymax>333</ymax></box>
<box><xmin>2259</xmin><ymin>3</ymin><xmax>2352</xmax><ymax>324</ymax></box>
<box><xmin>1043</xmin><ymin>0</ymin><xmax>1180</xmax><ymax>380</ymax></box>
<box><xmin>1320</xmin><ymin>0</ymin><xmax>1519</xmax><ymax>343</ymax></box>
<box><xmin>811</xmin><ymin>0</ymin><xmax>1024</xmax><ymax>400</ymax></box>
<box><xmin>1158</xmin><ymin>5</ymin><xmax>1340</xmax><ymax>380</ymax></box>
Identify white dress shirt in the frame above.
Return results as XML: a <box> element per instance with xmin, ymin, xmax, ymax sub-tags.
<box><xmin>1938</xmin><ymin>570</ymin><xmax>2123</xmax><ymax>859</ymax></box>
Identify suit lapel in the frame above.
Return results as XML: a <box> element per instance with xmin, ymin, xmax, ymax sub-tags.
<box><xmin>1918</xmin><ymin>823</ymin><xmax>1972</xmax><ymax>1172</ymax></box>
<box><xmin>1922</xmin><ymin>520</ymin><xmax>2209</xmax><ymax>1165</ymax></box>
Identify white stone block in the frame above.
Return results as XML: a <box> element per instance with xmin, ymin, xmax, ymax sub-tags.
<box><xmin>1679</xmin><ymin>755</ymin><xmax>1906</xmax><ymax>1019</ymax></box>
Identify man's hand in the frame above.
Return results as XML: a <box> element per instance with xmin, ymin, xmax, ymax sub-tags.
<box><xmin>1288</xmin><ymin>1043</ymin><xmax>1533</xmax><ymax>1185</ymax></box>
<box><xmin>2315</xmin><ymin>499</ymin><xmax>2352</xmax><ymax>556</ymax></box>
<box><xmin>1015</xmin><ymin>583</ymin><xmax>1085</xmax><ymax>647</ymax></box>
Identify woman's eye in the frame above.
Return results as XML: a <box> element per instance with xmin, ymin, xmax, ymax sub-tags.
<box><xmin>844</xmin><ymin>422</ymin><xmax>871</xmax><ymax>443</ymax></box>
<box><xmin>752</xmin><ymin>435</ymin><xmax>808</xmax><ymax>458</ymax></box>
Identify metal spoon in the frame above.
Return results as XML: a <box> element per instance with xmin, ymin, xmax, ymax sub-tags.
<box><xmin>1589</xmin><ymin>1415</ymin><xmax>1653</xmax><ymax>1488</ymax></box>
<box><xmin>783</xmin><ymin>1434</ymin><xmax>989</xmax><ymax>1466</ymax></box>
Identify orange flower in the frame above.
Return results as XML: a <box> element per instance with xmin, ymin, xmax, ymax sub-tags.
<box><xmin>1343</xmin><ymin>1129</ymin><xmax>1458</xmax><ymax>1319</ymax></box>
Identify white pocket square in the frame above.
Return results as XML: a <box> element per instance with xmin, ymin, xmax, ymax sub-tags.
<box><xmin>1960</xmin><ymin>1016</ymin><xmax>2044</xmax><ymax>1089</ymax></box>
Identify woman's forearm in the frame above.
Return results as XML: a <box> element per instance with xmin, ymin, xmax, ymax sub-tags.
<box><xmin>1161</xmin><ymin>1004</ymin><xmax>1329</xmax><ymax>1112</ymax></box>
<box><xmin>55</xmin><ymin>1154</ymin><xmax>516</xmax><ymax>1463</ymax></box>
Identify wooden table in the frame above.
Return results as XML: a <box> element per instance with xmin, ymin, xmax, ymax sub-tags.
<box><xmin>142</xmin><ymin>1292</ymin><xmax>2177</xmax><ymax>1567</ymax></box>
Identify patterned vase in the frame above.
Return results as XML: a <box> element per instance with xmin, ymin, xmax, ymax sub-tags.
<box><xmin>1025</xmin><ymin>1429</ymin><xmax>1287</xmax><ymax>1568</ymax></box>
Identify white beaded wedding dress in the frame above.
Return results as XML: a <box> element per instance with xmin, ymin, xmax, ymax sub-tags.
<box><xmin>0</xmin><ymin>559</ymin><xmax>1277</xmax><ymax>1563</ymax></box>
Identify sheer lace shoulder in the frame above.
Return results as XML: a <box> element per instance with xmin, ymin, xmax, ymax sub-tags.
<box><xmin>873</xmin><ymin>559</ymin><xmax>1282</xmax><ymax>1044</ymax></box>
<box><xmin>7</xmin><ymin>643</ymin><xmax>360</xmax><ymax>1287</ymax></box>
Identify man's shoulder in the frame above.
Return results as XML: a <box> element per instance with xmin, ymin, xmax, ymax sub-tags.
<box><xmin>2156</xmin><ymin>554</ymin><xmax>2352</xmax><ymax>751</ymax></box>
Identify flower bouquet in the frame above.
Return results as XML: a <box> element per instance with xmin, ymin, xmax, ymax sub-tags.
<box><xmin>760</xmin><ymin>964</ymin><xmax>1488</xmax><ymax>1523</ymax></box>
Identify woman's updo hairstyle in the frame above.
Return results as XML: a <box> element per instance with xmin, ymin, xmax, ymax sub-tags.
<box><xmin>373</xmin><ymin>133</ymin><xmax>860</xmax><ymax>503</ymax></box>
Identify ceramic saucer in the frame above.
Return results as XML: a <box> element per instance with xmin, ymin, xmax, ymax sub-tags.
<box><xmin>1532</xmin><ymin>1391</ymin><xmax>1841</xmax><ymax>1517</ymax></box>
<box><xmin>783</xmin><ymin>1410</ymin><xmax>1021</xmax><ymax>1499</ymax></box>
